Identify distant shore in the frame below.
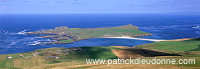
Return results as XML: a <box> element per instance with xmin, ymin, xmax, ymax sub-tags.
<box><xmin>101</xmin><ymin>36</ymin><xmax>166</xmax><ymax>42</ymax></box>
<box><xmin>102</xmin><ymin>37</ymin><xmax>197</xmax><ymax>42</ymax></box>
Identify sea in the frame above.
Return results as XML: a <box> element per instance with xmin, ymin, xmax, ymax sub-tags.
<box><xmin>0</xmin><ymin>13</ymin><xmax>200</xmax><ymax>54</ymax></box>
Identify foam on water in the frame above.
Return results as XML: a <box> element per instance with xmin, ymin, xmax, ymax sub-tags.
<box><xmin>140</xmin><ymin>24</ymin><xmax>200</xmax><ymax>30</ymax></box>
<box><xmin>28</xmin><ymin>38</ymin><xmax>56</xmax><ymax>46</ymax></box>
<box><xmin>3</xmin><ymin>29</ymin><xmax>30</xmax><ymax>35</ymax></box>
<box><xmin>29</xmin><ymin>41</ymin><xmax>41</xmax><ymax>45</ymax></box>
<box><xmin>1</xmin><ymin>14</ymin><xmax>200</xmax><ymax>54</ymax></box>
<box><xmin>193</xmin><ymin>26</ymin><xmax>200</xmax><ymax>29</ymax></box>
<box><xmin>17</xmin><ymin>29</ymin><xmax>29</xmax><ymax>34</ymax></box>
<box><xmin>9</xmin><ymin>40</ymin><xmax>20</xmax><ymax>45</ymax></box>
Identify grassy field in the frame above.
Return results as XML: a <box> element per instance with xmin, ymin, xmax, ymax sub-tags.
<box><xmin>0</xmin><ymin>46</ymin><xmax>118</xmax><ymax>69</ymax></box>
<box><xmin>0</xmin><ymin>38</ymin><xmax>200</xmax><ymax>69</ymax></box>
<box><xmin>136</xmin><ymin>38</ymin><xmax>200</xmax><ymax>52</ymax></box>
<box><xmin>135</xmin><ymin>38</ymin><xmax>200</xmax><ymax>69</ymax></box>
<box><xmin>64</xmin><ymin>27</ymin><xmax>150</xmax><ymax>38</ymax></box>
<box><xmin>46</xmin><ymin>24</ymin><xmax>151</xmax><ymax>38</ymax></box>
<box><xmin>60</xmin><ymin>39</ymin><xmax>74</xmax><ymax>43</ymax></box>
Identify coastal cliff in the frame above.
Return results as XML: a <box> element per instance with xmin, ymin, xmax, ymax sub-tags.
<box><xmin>26</xmin><ymin>24</ymin><xmax>152</xmax><ymax>44</ymax></box>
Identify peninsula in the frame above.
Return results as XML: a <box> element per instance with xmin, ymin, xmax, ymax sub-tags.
<box><xmin>25</xmin><ymin>24</ymin><xmax>152</xmax><ymax>44</ymax></box>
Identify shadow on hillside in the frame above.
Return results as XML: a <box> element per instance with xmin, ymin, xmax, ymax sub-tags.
<box><xmin>185</xmin><ymin>38</ymin><xmax>200</xmax><ymax>42</ymax></box>
<box><xmin>190</xmin><ymin>45</ymin><xmax>200</xmax><ymax>51</ymax></box>
<box><xmin>76</xmin><ymin>46</ymin><xmax>118</xmax><ymax>59</ymax></box>
<box><xmin>126</xmin><ymin>48</ymin><xmax>181</xmax><ymax>57</ymax></box>
<box><xmin>191</xmin><ymin>38</ymin><xmax>200</xmax><ymax>41</ymax></box>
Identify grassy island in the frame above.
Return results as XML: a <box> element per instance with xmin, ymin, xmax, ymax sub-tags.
<box><xmin>26</xmin><ymin>24</ymin><xmax>152</xmax><ymax>44</ymax></box>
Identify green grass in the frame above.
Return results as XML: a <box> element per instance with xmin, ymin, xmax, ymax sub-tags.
<box><xmin>136</xmin><ymin>38</ymin><xmax>200</xmax><ymax>68</ymax></box>
<box><xmin>77</xmin><ymin>46</ymin><xmax>118</xmax><ymax>59</ymax></box>
<box><xmin>35</xmin><ymin>24</ymin><xmax>151</xmax><ymax>42</ymax></box>
<box><xmin>137</xmin><ymin>38</ymin><xmax>200</xmax><ymax>52</ymax></box>
<box><xmin>0</xmin><ymin>55</ymin><xmax>22</xmax><ymax>69</ymax></box>
<box><xmin>64</xmin><ymin>27</ymin><xmax>150</xmax><ymax>38</ymax></box>
<box><xmin>1</xmin><ymin>38</ymin><xmax>200</xmax><ymax>69</ymax></box>
<box><xmin>184</xmin><ymin>55</ymin><xmax>200</xmax><ymax>57</ymax></box>
<box><xmin>48</xmin><ymin>60</ymin><xmax>61</xmax><ymax>64</ymax></box>
<box><xmin>177</xmin><ymin>58</ymin><xmax>200</xmax><ymax>67</ymax></box>
<box><xmin>27</xmin><ymin>24</ymin><xmax>152</xmax><ymax>44</ymax></box>
<box><xmin>60</xmin><ymin>46</ymin><xmax>118</xmax><ymax>61</ymax></box>
<box><xmin>71</xmin><ymin>65</ymin><xmax>97</xmax><ymax>69</ymax></box>
<box><xmin>60</xmin><ymin>39</ymin><xmax>74</xmax><ymax>43</ymax></box>
<box><xmin>190</xmin><ymin>46</ymin><xmax>200</xmax><ymax>51</ymax></box>
<box><xmin>0</xmin><ymin>46</ymin><xmax>118</xmax><ymax>68</ymax></box>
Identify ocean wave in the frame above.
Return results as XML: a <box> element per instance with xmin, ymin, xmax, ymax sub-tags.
<box><xmin>3</xmin><ymin>29</ymin><xmax>30</xmax><ymax>35</ymax></box>
<box><xmin>2</xmin><ymin>30</ymin><xmax>10</xmax><ymax>35</ymax></box>
<box><xmin>4</xmin><ymin>31</ymin><xmax>9</xmax><ymax>35</ymax></box>
<box><xmin>8</xmin><ymin>37</ymin><xmax>37</xmax><ymax>46</ymax></box>
<box><xmin>140</xmin><ymin>24</ymin><xmax>200</xmax><ymax>30</ymax></box>
<box><xmin>196</xmin><ymin>31</ymin><xmax>200</xmax><ymax>34</ymax></box>
<box><xmin>193</xmin><ymin>26</ymin><xmax>200</xmax><ymax>29</ymax></box>
<box><xmin>28</xmin><ymin>39</ymin><xmax>55</xmax><ymax>45</ymax></box>
<box><xmin>20</xmin><ymin>28</ymin><xmax>50</xmax><ymax>34</ymax></box>
<box><xmin>29</xmin><ymin>41</ymin><xmax>41</xmax><ymax>45</ymax></box>
<box><xmin>46</xmin><ymin>39</ymin><xmax>56</xmax><ymax>42</ymax></box>
<box><xmin>9</xmin><ymin>40</ymin><xmax>20</xmax><ymax>45</ymax></box>
<box><xmin>4</xmin><ymin>28</ymin><xmax>53</xmax><ymax>35</ymax></box>
<box><xmin>17</xmin><ymin>29</ymin><xmax>30</xmax><ymax>35</ymax></box>
<box><xmin>40</xmin><ymin>29</ymin><xmax>53</xmax><ymax>31</ymax></box>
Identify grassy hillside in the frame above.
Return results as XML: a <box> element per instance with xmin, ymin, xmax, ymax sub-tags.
<box><xmin>0</xmin><ymin>47</ymin><xmax>118</xmax><ymax>69</ymax></box>
<box><xmin>135</xmin><ymin>38</ymin><xmax>200</xmax><ymax>68</ymax></box>
<box><xmin>64</xmin><ymin>27</ymin><xmax>150</xmax><ymax>38</ymax></box>
<box><xmin>136</xmin><ymin>38</ymin><xmax>200</xmax><ymax>52</ymax></box>
<box><xmin>1</xmin><ymin>38</ymin><xmax>200</xmax><ymax>69</ymax></box>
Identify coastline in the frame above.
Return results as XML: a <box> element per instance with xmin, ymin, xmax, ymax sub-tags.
<box><xmin>101</xmin><ymin>36</ymin><xmax>166</xmax><ymax>42</ymax></box>
<box><xmin>102</xmin><ymin>37</ymin><xmax>199</xmax><ymax>42</ymax></box>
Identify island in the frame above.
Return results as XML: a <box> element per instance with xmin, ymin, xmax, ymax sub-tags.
<box><xmin>25</xmin><ymin>24</ymin><xmax>152</xmax><ymax>44</ymax></box>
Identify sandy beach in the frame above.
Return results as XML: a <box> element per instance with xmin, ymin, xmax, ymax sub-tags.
<box><xmin>102</xmin><ymin>36</ymin><xmax>167</xmax><ymax>42</ymax></box>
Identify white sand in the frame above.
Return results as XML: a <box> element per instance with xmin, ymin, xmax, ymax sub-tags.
<box><xmin>102</xmin><ymin>36</ymin><xmax>167</xmax><ymax>42</ymax></box>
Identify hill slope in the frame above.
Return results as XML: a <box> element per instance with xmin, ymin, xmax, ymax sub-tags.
<box><xmin>1</xmin><ymin>38</ymin><xmax>200</xmax><ymax>69</ymax></box>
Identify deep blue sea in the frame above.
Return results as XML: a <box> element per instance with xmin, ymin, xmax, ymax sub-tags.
<box><xmin>0</xmin><ymin>13</ymin><xmax>200</xmax><ymax>54</ymax></box>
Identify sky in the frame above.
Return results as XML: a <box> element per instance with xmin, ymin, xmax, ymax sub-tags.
<box><xmin>0</xmin><ymin>0</ymin><xmax>199</xmax><ymax>14</ymax></box>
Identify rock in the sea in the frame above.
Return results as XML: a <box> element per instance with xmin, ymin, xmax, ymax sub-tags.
<box><xmin>54</xmin><ymin>26</ymin><xmax>68</xmax><ymax>30</ymax></box>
